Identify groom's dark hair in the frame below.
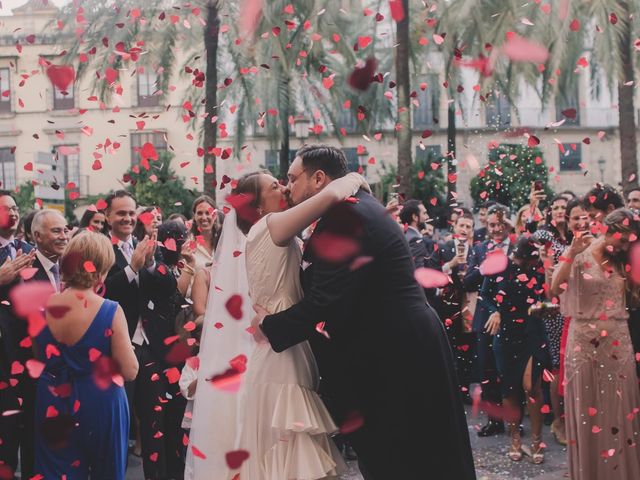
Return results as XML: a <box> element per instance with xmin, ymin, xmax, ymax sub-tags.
<box><xmin>296</xmin><ymin>144</ymin><xmax>349</xmax><ymax>179</ymax></box>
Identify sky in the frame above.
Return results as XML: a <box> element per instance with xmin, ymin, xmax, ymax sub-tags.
<box><xmin>0</xmin><ymin>0</ymin><xmax>69</xmax><ymax>16</ymax></box>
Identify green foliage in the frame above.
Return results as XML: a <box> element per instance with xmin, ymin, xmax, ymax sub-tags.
<box><xmin>124</xmin><ymin>151</ymin><xmax>198</xmax><ymax>218</ymax></box>
<box><xmin>378</xmin><ymin>147</ymin><xmax>447</xmax><ymax>225</ymax></box>
<box><xmin>470</xmin><ymin>144</ymin><xmax>553</xmax><ymax>213</ymax></box>
<box><xmin>13</xmin><ymin>182</ymin><xmax>36</xmax><ymax>216</ymax></box>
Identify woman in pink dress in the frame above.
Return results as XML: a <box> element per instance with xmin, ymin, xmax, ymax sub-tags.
<box><xmin>552</xmin><ymin>208</ymin><xmax>640</xmax><ymax>479</ymax></box>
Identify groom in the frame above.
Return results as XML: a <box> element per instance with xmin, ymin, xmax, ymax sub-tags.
<box><xmin>252</xmin><ymin>144</ymin><xmax>476</xmax><ymax>479</ymax></box>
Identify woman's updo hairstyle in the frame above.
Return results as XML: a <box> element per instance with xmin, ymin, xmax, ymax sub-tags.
<box><xmin>230</xmin><ymin>171</ymin><xmax>266</xmax><ymax>235</ymax></box>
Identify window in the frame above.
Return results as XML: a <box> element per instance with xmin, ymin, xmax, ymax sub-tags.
<box><xmin>485</xmin><ymin>92</ymin><xmax>511</xmax><ymax>128</ymax></box>
<box><xmin>488</xmin><ymin>143</ymin><xmax>519</xmax><ymax>162</ymax></box>
<box><xmin>130</xmin><ymin>132</ymin><xmax>167</xmax><ymax>165</ymax></box>
<box><xmin>264</xmin><ymin>149</ymin><xmax>297</xmax><ymax>174</ymax></box>
<box><xmin>0</xmin><ymin>68</ymin><xmax>10</xmax><ymax>113</ymax></box>
<box><xmin>413</xmin><ymin>74</ymin><xmax>440</xmax><ymax>129</ymax></box>
<box><xmin>137</xmin><ymin>69</ymin><xmax>159</xmax><ymax>107</ymax></box>
<box><xmin>0</xmin><ymin>148</ymin><xmax>16</xmax><ymax>189</ymax></box>
<box><xmin>54</xmin><ymin>145</ymin><xmax>80</xmax><ymax>187</ymax></box>
<box><xmin>416</xmin><ymin>145</ymin><xmax>442</xmax><ymax>166</ymax></box>
<box><xmin>559</xmin><ymin>143</ymin><xmax>581</xmax><ymax>171</ymax></box>
<box><xmin>556</xmin><ymin>86</ymin><xmax>580</xmax><ymax>125</ymax></box>
<box><xmin>53</xmin><ymin>84</ymin><xmax>74</xmax><ymax>110</ymax></box>
<box><xmin>342</xmin><ymin>148</ymin><xmax>360</xmax><ymax>172</ymax></box>
<box><xmin>337</xmin><ymin>109</ymin><xmax>358</xmax><ymax>134</ymax></box>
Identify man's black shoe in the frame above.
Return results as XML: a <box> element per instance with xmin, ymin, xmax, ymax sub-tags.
<box><xmin>477</xmin><ymin>421</ymin><xmax>505</xmax><ymax>437</ymax></box>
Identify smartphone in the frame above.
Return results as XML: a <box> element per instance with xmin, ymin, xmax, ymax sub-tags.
<box><xmin>534</xmin><ymin>180</ymin><xmax>543</xmax><ymax>191</ymax></box>
<box><xmin>389</xmin><ymin>192</ymin><xmax>399</xmax><ymax>202</ymax></box>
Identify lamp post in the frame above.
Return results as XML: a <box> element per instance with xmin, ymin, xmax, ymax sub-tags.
<box><xmin>597</xmin><ymin>157</ymin><xmax>606</xmax><ymax>183</ymax></box>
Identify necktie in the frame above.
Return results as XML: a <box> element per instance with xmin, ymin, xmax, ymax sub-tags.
<box><xmin>4</xmin><ymin>242</ymin><xmax>15</xmax><ymax>260</ymax></box>
<box><xmin>50</xmin><ymin>263</ymin><xmax>61</xmax><ymax>292</ymax></box>
<box><xmin>121</xmin><ymin>242</ymin><xmax>133</xmax><ymax>262</ymax></box>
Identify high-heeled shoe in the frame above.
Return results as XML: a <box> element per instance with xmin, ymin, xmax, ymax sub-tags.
<box><xmin>507</xmin><ymin>427</ymin><xmax>523</xmax><ymax>461</ymax></box>
<box><xmin>551</xmin><ymin>420</ymin><xmax>567</xmax><ymax>446</ymax></box>
<box><xmin>530</xmin><ymin>434</ymin><xmax>545</xmax><ymax>464</ymax></box>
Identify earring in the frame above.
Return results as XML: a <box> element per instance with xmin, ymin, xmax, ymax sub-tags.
<box><xmin>94</xmin><ymin>280</ymin><xmax>106</xmax><ymax>297</ymax></box>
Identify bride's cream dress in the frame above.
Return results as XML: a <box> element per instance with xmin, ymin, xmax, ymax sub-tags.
<box><xmin>237</xmin><ymin>215</ymin><xmax>344</xmax><ymax>480</ymax></box>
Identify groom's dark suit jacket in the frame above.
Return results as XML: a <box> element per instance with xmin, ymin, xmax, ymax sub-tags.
<box><xmin>261</xmin><ymin>190</ymin><xmax>476</xmax><ymax>479</ymax></box>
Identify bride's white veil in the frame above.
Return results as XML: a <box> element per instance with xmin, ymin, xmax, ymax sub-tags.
<box><xmin>185</xmin><ymin>208</ymin><xmax>255</xmax><ymax>479</ymax></box>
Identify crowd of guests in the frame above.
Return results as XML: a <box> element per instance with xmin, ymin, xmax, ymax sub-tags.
<box><xmin>1</xmin><ymin>178</ymin><xmax>640</xmax><ymax>479</ymax></box>
<box><xmin>0</xmin><ymin>189</ymin><xmax>221</xmax><ymax>479</ymax></box>
<box><xmin>400</xmin><ymin>183</ymin><xmax>640</xmax><ymax>478</ymax></box>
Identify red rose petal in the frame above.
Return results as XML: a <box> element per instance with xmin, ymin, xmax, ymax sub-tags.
<box><xmin>18</xmin><ymin>267</ymin><xmax>39</xmax><ymax>280</ymax></box>
<box><xmin>46</xmin><ymin>65</ymin><xmax>75</xmax><ymax>91</ymax></box>
<box><xmin>348</xmin><ymin>57</ymin><xmax>377</xmax><ymax>91</ymax></box>
<box><xmin>479</xmin><ymin>249</ymin><xmax>509</xmax><ymax>276</ymax></box>
<box><xmin>225</xmin><ymin>294</ymin><xmax>243</xmax><ymax>320</ymax></box>
<box><xmin>25</xmin><ymin>359</ymin><xmax>45</xmax><ymax>379</ymax></box>
<box><xmin>225</xmin><ymin>450</ymin><xmax>250</xmax><ymax>469</ymax></box>
<box><xmin>414</xmin><ymin>268</ymin><xmax>449</xmax><ymax>289</ymax></box>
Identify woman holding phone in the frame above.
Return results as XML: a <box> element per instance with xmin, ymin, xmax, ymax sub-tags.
<box><xmin>551</xmin><ymin>208</ymin><xmax>640</xmax><ymax>479</ymax></box>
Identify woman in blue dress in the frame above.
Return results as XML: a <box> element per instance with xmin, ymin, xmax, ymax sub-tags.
<box><xmin>481</xmin><ymin>235</ymin><xmax>551</xmax><ymax>465</ymax></box>
<box><xmin>34</xmin><ymin>231</ymin><xmax>138</xmax><ymax>479</ymax></box>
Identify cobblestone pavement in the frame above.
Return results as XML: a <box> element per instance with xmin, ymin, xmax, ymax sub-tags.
<box><xmin>126</xmin><ymin>405</ymin><xmax>568</xmax><ymax>480</ymax></box>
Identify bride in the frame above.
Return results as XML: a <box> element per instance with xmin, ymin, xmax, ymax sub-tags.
<box><xmin>186</xmin><ymin>170</ymin><xmax>365</xmax><ymax>479</ymax></box>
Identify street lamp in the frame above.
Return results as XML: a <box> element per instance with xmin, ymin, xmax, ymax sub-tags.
<box><xmin>597</xmin><ymin>157</ymin><xmax>606</xmax><ymax>183</ymax></box>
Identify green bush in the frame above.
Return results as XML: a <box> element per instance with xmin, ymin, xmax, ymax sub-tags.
<box><xmin>470</xmin><ymin>144</ymin><xmax>553</xmax><ymax>213</ymax></box>
<box><xmin>124</xmin><ymin>151</ymin><xmax>199</xmax><ymax>218</ymax></box>
<box><xmin>378</xmin><ymin>149</ymin><xmax>448</xmax><ymax>227</ymax></box>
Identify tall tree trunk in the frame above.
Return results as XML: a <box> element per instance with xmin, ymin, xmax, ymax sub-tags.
<box><xmin>618</xmin><ymin>1</ymin><xmax>638</xmax><ymax>195</ymax></box>
<box><xmin>203</xmin><ymin>1</ymin><xmax>219</xmax><ymax>201</ymax></box>
<box><xmin>395</xmin><ymin>0</ymin><xmax>412</xmax><ymax>199</ymax></box>
<box><xmin>447</xmin><ymin>103</ymin><xmax>457</xmax><ymax>205</ymax></box>
<box><xmin>279</xmin><ymin>75</ymin><xmax>291</xmax><ymax>180</ymax></box>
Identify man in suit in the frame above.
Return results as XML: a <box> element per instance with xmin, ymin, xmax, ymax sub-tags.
<box><xmin>399</xmin><ymin>199</ymin><xmax>438</xmax><ymax>307</ymax></box>
<box><xmin>0</xmin><ymin>191</ymin><xmax>37</xmax><ymax>478</ymax></box>
<box><xmin>464</xmin><ymin>203</ymin><xmax>514</xmax><ymax>437</ymax></box>
<box><xmin>30</xmin><ymin>209</ymin><xmax>69</xmax><ymax>292</ymax></box>
<box><xmin>399</xmin><ymin>199</ymin><xmax>436</xmax><ymax>263</ymax></box>
<box><xmin>103</xmin><ymin>190</ymin><xmax>178</xmax><ymax>480</ymax></box>
<box><xmin>252</xmin><ymin>145</ymin><xmax>476</xmax><ymax>480</ymax></box>
<box><xmin>473</xmin><ymin>201</ymin><xmax>494</xmax><ymax>244</ymax></box>
<box><xmin>430</xmin><ymin>207</ymin><xmax>476</xmax><ymax>404</ymax></box>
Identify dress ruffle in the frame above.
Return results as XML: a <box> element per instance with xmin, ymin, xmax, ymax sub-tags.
<box><xmin>271</xmin><ymin>383</ymin><xmax>339</xmax><ymax>434</ymax></box>
<box><xmin>239</xmin><ymin>380</ymin><xmax>345</xmax><ymax>480</ymax></box>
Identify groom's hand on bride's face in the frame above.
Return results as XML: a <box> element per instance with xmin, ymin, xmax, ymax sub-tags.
<box><xmin>251</xmin><ymin>304</ymin><xmax>269</xmax><ymax>343</ymax></box>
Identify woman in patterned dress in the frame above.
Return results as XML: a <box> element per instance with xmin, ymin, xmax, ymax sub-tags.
<box><xmin>534</xmin><ymin>195</ymin><xmax>570</xmax><ymax>445</ymax></box>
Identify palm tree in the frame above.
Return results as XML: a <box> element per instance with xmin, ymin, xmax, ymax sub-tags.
<box><xmin>57</xmin><ymin>0</ymin><xmax>222</xmax><ymax>199</ymax></box>
<box><xmin>438</xmin><ymin>0</ymin><xmax>640</xmax><ymax>195</ymax></box>
<box><xmin>395</xmin><ymin>0</ymin><xmax>412</xmax><ymax>196</ymax></box>
<box><xmin>225</xmin><ymin>0</ymin><xmax>368</xmax><ymax>178</ymax></box>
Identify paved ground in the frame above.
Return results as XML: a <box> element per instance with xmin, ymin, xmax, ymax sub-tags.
<box><xmin>126</xmin><ymin>404</ymin><xmax>568</xmax><ymax>480</ymax></box>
